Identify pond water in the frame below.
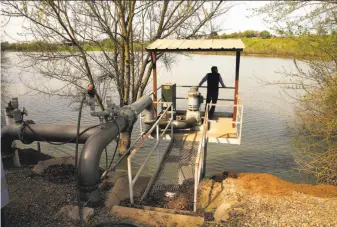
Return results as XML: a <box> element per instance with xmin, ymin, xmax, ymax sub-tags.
<box><xmin>1</xmin><ymin>53</ymin><xmax>315</xmax><ymax>184</ymax></box>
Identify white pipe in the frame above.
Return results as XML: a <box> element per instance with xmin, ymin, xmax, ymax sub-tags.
<box><xmin>127</xmin><ymin>157</ymin><xmax>134</xmax><ymax>204</ymax></box>
<box><xmin>171</xmin><ymin>107</ymin><xmax>173</xmax><ymax>139</ymax></box>
<box><xmin>156</xmin><ymin>125</ymin><xmax>159</xmax><ymax>164</ymax></box>
<box><xmin>139</xmin><ymin>112</ymin><xmax>143</xmax><ymax>135</ymax></box>
<box><xmin>194</xmin><ymin>157</ymin><xmax>198</xmax><ymax>212</ymax></box>
<box><xmin>239</xmin><ymin>105</ymin><xmax>244</xmax><ymax>144</ymax></box>
<box><xmin>193</xmin><ymin>105</ymin><xmax>209</xmax><ymax>212</ymax></box>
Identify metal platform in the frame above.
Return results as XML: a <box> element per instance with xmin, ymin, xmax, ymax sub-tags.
<box><xmin>162</xmin><ymin>104</ymin><xmax>244</xmax><ymax>145</ymax></box>
<box><xmin>150</xmin><ymin>139</ymin><xmax>199</xmax><ymax>194</ymax></box>
<box><xmin>127</xmin><ymin>100</ymin><xmax>243</xmax><ymax>212</ymax></box>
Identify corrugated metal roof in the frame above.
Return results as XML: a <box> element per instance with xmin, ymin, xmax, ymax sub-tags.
<box><xmin>146</xmin><ymin>39</ymin><xmax>245</xmax><ymax>51</ymax></box>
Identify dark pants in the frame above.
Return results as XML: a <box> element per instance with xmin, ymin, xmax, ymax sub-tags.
<box><xmin>205</xmin><ymin>92</ymin><xmax>218</xmax><ymax>118</ymax></box>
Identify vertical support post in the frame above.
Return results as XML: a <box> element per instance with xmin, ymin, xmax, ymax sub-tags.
<box><xmin>37</xmin><ymin>142</ymin><xmax>41</xmax><ymax>153</ymax></box>
<box><xmin>202</xmin><ymin>137</ymin><xmax>207</xmax><ymax>179</ymax></box>
<box><xmin>127</xmin><ymin>157</ymin><xmax>134</xmax><ymax>204</ymax></box>
<box><xmin>151</xmin><ymin>52</ymin><xmax>157</xmax><ymax>116</ymax></box>
<box><xmin>13</xmin><ymin>150</ymin><xmax>21</xmax><ymax>168</ymax></box>
<box><xmin>139</xmin><ymin>113</ymin><xmax>143</xmax><ymax>135</ymax></box>
<box><xmin>156</xmin><ymin>124</ymin><xmax>159</xmax><ymax>164</ymax></box>
<box><xmin>233</xmin><ymin>50</ymin><xmax>241</xmax><ymax>128</ymax></box>
<box><xmin>171</xmin><ymin>106</ymin><xmax>173</xmax><ymax>139</ymax></box>
<box><xmin>239</xmin><ymin>105</ymin><xmax>244</xmax><ymax>144</ymax></box>
<box><xmin>193</xmin><ymin>162</ymin><xmax>198</xmax><ymax>212</ymax></box>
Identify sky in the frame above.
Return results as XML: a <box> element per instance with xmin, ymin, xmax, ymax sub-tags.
<box><xmin>218</xmin><ymin>1</ymin><xmax>269</xmax><ymax>33</ymax></box>
<box><xmin>1</xmin><ymin>1</ymin><xmax>270</xmax><ymax>42</ymax></box>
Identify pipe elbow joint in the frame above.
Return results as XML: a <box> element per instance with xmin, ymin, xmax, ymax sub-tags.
<box><xmin>120</xmin><ymin>107</ymin><xmax>137</xmax><ymax>130</ymax></box>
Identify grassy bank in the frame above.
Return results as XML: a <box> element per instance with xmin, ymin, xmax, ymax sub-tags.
<box><xmin>2</xmin><ymin>36</ymin><xmax>334</xmax><ymax>60</ymax></box>
<box><xmin>190</xmin><ymin>37</ymin><xmax>334</xmax><ymax>60</ymax></box>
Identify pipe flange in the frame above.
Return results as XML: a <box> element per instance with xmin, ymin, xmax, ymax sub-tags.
<box><xmin>78</xmin><ymin>184</ymin><xmax>99</xmax><ymax>193</ymax></box>
<box><xmin>19</xmin><ymin>121</ymin><xmax>36</xmax><ymax>144</ymax></box>
<box><xmin>25</xmin><ymin>120</ymin><xmax>36</xmax><ymax>124</ymax></box>
<box><xmin>120</xmin><ymin>107</ymin><xmax>137</xmax><ymax>125</ymax></box>
<box><xmin>18</xmin><ymin>122</ymin><xmax>24</xmax><ymax>141</ymax></box>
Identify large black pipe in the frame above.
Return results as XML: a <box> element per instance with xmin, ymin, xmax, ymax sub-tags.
<box><xmin>78</xmin><ymin>95</ymin><xmax>153</xmax><ymax>205</ymax></box>
<box><xmin>141</xmin><ymin>100</ymin><xmax>155</xmax><ymax>132</ymax></box>
<box><xmin>143</xmin><ymin>117</ymin><xmax>197</xmax><ymax>130</ymax></box>
<box><xmin>1</xmin><ymin>95</ymin><xmax>154</xmax><ymax>206</ymax></box>
<box><xmin>158</xmin><ymin>118</ymin><xmax>197</xmax><ymax>130</ymax></box>
<box><xmin>1</xmin><ymin>124</ymin><xmax>99</xmax><ymax>155</ymax></box>
<box><xmin>78</xmin><ymin>116</ymin><xmax>128</xmax><ymax>203</ymax></box>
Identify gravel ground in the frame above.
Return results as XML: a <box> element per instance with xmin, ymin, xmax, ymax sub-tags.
<box><xmin>3</xmin><ymin>149</ymin><xmax>141</xmax><ymax>227</ymax></box>
<box><xmin>5</xmin><ymin>167</ymin><xmax>77</xmax><ymax>227</ymax></box>
<box><xmin>4</xmin><ymin>150</ymin><xmax>337</xmax><ymax>227</ymax></box>
<box><xmin>5</xmin><ymin>166</ymin><xmax>145</xmax><ymax>227</ymax></box>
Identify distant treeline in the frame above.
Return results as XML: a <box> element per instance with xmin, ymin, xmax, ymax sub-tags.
<box><xmin>1</xmin><ymin>40</ymin><xmax>59</xmax><ymax>52</ymax></box>
<box><xmin>0</xmin><ymin>39</ymin><xmax>144</xmax><ymax>52</ymax></box>
<box><xmin>209</xmin><ymin>30</ymin><xmax>273</xmax><ymax>39</ymax></box>
<box><xmin>1</xmin><ymin>30</ymin><xmax>275</xmax><ymax>51</ymax></box>
<box><xmin>1</xmin><ymin>30</ymin><xmax>335</xmax><ymax>60</ymax></box>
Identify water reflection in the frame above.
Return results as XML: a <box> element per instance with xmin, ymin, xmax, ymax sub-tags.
<box><xmin>1</xmin><ymin>53</ymin><xmax>315</xmax><ymax>184</ymax></box>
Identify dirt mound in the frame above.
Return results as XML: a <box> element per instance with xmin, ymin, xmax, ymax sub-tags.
<box><xmin>42</xmin><ymin>164</ymin><xmax>75</xmax><ymax>184</ymax></box>
<box><xmin>237</xmin><ymin>173</ymin><xmax>337</xmax><ymax>198</ymax></box>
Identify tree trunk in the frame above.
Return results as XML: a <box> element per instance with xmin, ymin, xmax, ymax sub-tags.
<box><xmin>118</xmin><ymin>126</ymin><xmax>133</xmax><ymax>155</ymax></box>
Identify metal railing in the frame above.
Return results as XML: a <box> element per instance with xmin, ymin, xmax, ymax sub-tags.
<box><xmin>149</xmin><ymin>84</ymin><xmax>236</xmax><ymax>103</ymax></box>
<box><xmin>193</xmin><ymin>101</ymin><xmax>210</xmax><ymax>212</ymax></box>
<box><xmin>177</xmin><ymin>85</ymin><xmax>235</xmax><ymax>89</ymax></box>
<box><xmin>127</xmin><ymin>101</ymin><xmax>174</xmax><ymax>204</ymax></box>
<box><xmin>193</xmin><ymin>97</ymin><xmax>244</xmax><ymax>211</ymax></box>
<box><xmin>206</xmin><ymin>95</ymin><xmax>244</xmax><ymax>143</ymax></box>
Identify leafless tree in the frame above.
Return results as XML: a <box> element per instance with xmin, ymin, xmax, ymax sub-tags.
<box><xmin>252</xmin><ymin>1</ymin><xmax>337</xmax><ymax>185</ymax></box>
<box><xmin>1</xmin><ymin>0</ymin><xmax>232</xmax><ymax>154</ymax></box>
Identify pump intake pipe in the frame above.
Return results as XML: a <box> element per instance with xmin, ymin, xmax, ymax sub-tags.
<box><xmin>1</xmin><ymin>95</ymin><xmax>155</xmax><ymax>206</ymax></box>
<box><xmin>1</xmin><ymin>124</ymin><xmax>101</xmax><ymax>156</ymax></box>
<box><xmin>142</xmin><ymin>86</ymin><xmax>202</xmax><ymax>130</ymax></box>
<box><xmin>78</xmin><ymin>95</ymin><xmax>154</xmax><ymax>204</ymax></box>
<box><xmin>142</xmin><ymin>115</ymin><xmax>198</xmax><ymax>130</ymax></box>
<box><xmin>157</xmin><ymin>118</ymin><xmax>197</xmax><ymax>130</ymax></box>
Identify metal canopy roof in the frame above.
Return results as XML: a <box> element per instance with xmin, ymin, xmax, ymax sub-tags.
<box><xmin>146</xmin><ymin>39</ymin><xmax>245</xmax><ymax>52</ymax></box>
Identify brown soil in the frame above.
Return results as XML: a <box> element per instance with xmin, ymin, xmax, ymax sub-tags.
<box><xmin>237</xmin><ymin>173</ymin><xmax>337</xmax><ymax>198</ymax></box>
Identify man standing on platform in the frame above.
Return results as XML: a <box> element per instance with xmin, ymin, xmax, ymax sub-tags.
<box><xmin>198</xmin><ymin>66</ymin><xmax>226</xmax><ymax>118</ymax></box>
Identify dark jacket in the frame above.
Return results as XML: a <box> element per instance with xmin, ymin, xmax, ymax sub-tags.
<box><xmin>198</xmin><ymin>73</ymin><xmax>225</xmax><ymax>95</ymax></box>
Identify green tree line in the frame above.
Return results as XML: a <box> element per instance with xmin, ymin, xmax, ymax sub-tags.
<box><xmin>210</xmin><ymin>29</ymin><xmax>273</xmax><ymax>39</ymax></box>
<box><xmin>2</xmin><ymin>31</ymin><xmax>335</xmax><ymax>61</ymax></box>
<box><xmin>1</xmin><ymin>30</ymin><xmax>274</xmax><ymax>52</ymax></box>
